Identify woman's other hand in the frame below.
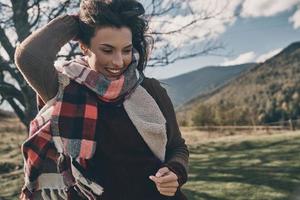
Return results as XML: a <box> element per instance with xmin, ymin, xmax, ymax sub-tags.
<box><xmin>149</xmin><ymin>167</ymin><xmax>179</xmax><ymax>196</ymax></box>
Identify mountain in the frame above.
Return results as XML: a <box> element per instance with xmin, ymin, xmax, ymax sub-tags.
<box><xmin>160</xmin><ymin>63</ymin><xmax>256</xmax><ymax>107</ymax></box>
<box><xmin>178</xmin><ymin>41</ymin><xmax>300</xmax><ymax>126</ymax></box>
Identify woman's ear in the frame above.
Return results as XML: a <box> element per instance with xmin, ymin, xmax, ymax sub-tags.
<box><xmin>79</xmin><ymin>42</ymin><xmax>89</xmax><ymax>56</ymax></box>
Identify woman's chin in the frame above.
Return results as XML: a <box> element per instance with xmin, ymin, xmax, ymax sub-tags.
<box><xmin>105</xmin><ymin>74</ymin><xmax>122</xmax><ymax>81</ymax></box>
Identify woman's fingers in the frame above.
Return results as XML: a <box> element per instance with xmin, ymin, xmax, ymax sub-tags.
<box><xmin>158</xmin><ymin>181</ymin><xmax>179</xmax><ymax>188</ymax></box>
<box><xmin>149</xmin><ymin>167</ymin><xmax>179</xmax><ymax>197</ymax></box>
<box><xmin>150</xmin><ymin>172</ymin><xmax>178</xmax><ymax>184</ymax></box>
<box><xmin>155</xmin><ymin>167</ymin><xmax>170</xmax><ymax>177</ymax></box>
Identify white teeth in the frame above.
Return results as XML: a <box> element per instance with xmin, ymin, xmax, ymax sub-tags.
<box><xmin>107</xmin><ymin>69</ymin><xmax>121</xmax><ymax>74</ymax></box>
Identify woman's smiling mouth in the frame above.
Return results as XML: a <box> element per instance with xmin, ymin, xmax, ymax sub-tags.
<box><xmin>105</xmin><ymin>67</ymin><xmax>126</xmax><ymax>76</ymax></box>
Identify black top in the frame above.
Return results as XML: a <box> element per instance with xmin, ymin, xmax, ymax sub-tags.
<box><xmin>86</xmin><ymin>80</ymin><xmax>183</xmax><ymax>200</ymax></box>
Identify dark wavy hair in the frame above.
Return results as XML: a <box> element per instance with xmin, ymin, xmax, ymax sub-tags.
<box><xmin>77</xmin><ymin>0</ymin><xmax>152</xmax><ymax>71</ymax></box>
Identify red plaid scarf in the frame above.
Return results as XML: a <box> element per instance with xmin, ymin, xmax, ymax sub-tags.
<box><xmin>21</xmin><ymin>52</ymin><xmax>143</xmax><ymax>199</ymax></box>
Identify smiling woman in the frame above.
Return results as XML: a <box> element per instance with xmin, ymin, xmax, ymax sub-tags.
<box><xmin>80</xmin><ymin>27</ymin><xmax>133</xmax><ymax>80</ymax></box>
<box><xmin>14</xmin><ymin>0</ymin><xmax>189</xmax><ymax>200</ymax></box>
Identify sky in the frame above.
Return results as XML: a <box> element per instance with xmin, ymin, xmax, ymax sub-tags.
<box><xmin>144</xmin><ymin>0</ymin><xmax>300</xmax><ymax>79</ymax></box>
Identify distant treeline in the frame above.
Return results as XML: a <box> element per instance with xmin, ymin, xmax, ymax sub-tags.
<box><xmin>191</xmin><ymin>86</ymin><xmax>300</xmax><ymax>126</ymax></box>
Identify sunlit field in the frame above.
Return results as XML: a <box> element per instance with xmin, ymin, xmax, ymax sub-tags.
<box><xmin>181</xmin><ymin>128</ymin><xmax>300</xmax><ymax>200</ymax></box>
<box><xmin>0</xmin><ymin>118</ymin><xmax>300</xmax><ymax>200</ymax></box>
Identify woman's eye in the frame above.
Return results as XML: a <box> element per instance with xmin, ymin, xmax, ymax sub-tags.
<box><xmin>102</xmin><ymin>49</ymin><xmax>112</xmax><ymax>53</ymax></box>
<box><xmin>123</xmin><ymin>49</ymin><xmax>132</xmax><ymax>54</ymax></box>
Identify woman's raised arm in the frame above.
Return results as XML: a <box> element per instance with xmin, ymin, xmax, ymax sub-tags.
<box><xmin>14</xmin><ymin>15</ymin><xmax>79</xmax><ymax>102</ymax></box>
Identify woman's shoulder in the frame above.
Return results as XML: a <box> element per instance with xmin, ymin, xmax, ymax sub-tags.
<box><xmin>141</xmin><ymin>77</ymin><xmax>165</xmax><ymax>94</ymax></box>
<box><xmin>141</xmin><ymin>76</ymin><xmax>170</xmax><ymax>105</ymax></box>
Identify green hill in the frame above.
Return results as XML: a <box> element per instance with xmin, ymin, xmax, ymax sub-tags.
<box><xmin>178</xmin><ymin>41</ymin><xmax>300</xmax><ymax>126</ymax></box>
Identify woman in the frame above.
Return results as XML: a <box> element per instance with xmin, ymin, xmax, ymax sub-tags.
<box><xmin>15</xmin><ymin>0</ymin><xmax>189</xmax><ymax>199</ymax></box>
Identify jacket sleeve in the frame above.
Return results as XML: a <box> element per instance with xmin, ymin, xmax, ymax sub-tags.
<box><xmin>14</xmin><ymin>15</ymin><xmax>79</xmax><ymax>102</ymax></box>
<box><xmin>146</xmin><ymin>78</ymin><xmax>189</xmax><ymax>186</ymax></box>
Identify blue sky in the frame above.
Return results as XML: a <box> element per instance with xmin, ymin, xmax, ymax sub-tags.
<box><xmin>145</xmin><ymin>1</ymin><xmax>300</xmax><ymax>79</ymax></box>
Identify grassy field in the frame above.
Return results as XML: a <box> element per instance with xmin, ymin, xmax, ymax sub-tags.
<box><xmin>181</xmin><ymin>128</ymin><xmax>300</xmax><ymax>200</ymax></box>
<box><xmin>0</xmin><ymin>118</ymin><xmax>25</xmax><ymax>200</ymax></box>
<box><xmin>0</xmin><ymin>118</ymin><xmax>300</xmax><ymax>200</ymax></box>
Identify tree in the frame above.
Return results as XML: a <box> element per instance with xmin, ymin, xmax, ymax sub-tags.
<box><xmin>0</xmin><ymin>0</ymin><xmax>229</xmax><ymax>129</ymax></box>
<box><xmin>0</xmin><ymin>0</ymin><xmax>79</xmax><ymax>129</ymax></box>
<box><xmin>192</xmin><ymin>104</ymin><xmax>216</xmax><ymax>126</ymax></box>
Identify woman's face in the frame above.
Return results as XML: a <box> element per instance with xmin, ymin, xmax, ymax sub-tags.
<box><xmin>81</xmin><ymin>26</ymin><xmax>133</xmax><ymax>80</ymax></box>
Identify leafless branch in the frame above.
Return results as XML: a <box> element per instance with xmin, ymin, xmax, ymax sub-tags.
<box><xmin>27</xmin><ymin>0</ymin><xmax>42</xmax><ymax>9</ymax></box>
<box><xmin>11</xmin><ymin>0</ymin><xmax>31</xmax><ymax>41</ymax></box>
<box><xmin>0</xmin><ymin>82</ymin><xmax>25</xmax><ymax>106</ymax></box>
<box><xmin>148</xmin><ymin>41</ymin><xmax>224</xmax><ymax>67</ymax></box>
<box><xmin>48</xmin><ymin>0</ymin><xmax>70</xmax><ymax>22</ymax></box>
<box><xmin>0</xmin><ymin>2</ymin><xmax>12</xmax><ymax>9</ymax></box>
<box><xmin>5</xmin><ymin>97</ymin><xmax>26</xmax><ymax>124</ymax></box>
<box><xmin>145</xmin><ymin>0</ymin><xmax>179</xmax><ymax>19</ymax></box>
<box><xmin>0</xmin><ymin>96</ymin><xmax>4</xmax><ymax>105</ymax></box>
<box><xmin>0</xmin><ymin>57</ymin><xmax>24</xmax><ymax>85</ymax></box>
<box><xmin>0</xmin><ymin>26</ymin><xmax>15</xmax><ymax>60</ymax></box>
<box><xmin>150</xmin><ymin>10</ymin><xmax>227</xmax><ymax>35</ymax></box>
<box><xmin>28</xmin><ymin>1</ymin><xmax>41</xmax><ymax>28</ymax></box>
<box><xmin>57</xmin><ymin>42</ymin><xmax>81</xmax><ymax>60</ymax></box>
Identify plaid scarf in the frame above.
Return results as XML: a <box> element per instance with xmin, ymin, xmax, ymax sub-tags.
<box><xmin>20</xmin><ymin>51</ymin><xmax>168</xmax><ymax>200</ymax></box>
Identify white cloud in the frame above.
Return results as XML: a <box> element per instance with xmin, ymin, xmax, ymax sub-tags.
<box><xmin>222</xmin><ymin>51</ymin><xmax>256</xmax><ymax>66</ymax></box>
<box><xmin>256</xmin><ymin>48</ymin><xmax>282</xmax><ymax>63</ymax></box>
<box><xmin>241</xmin><ymin>0</ymin><xmax>300</xmax><ymax>17</ymax></box>
<box><xmin>148</xmin><ymin>0</ymin><xmax>300</xmax><ymax>54</ymax></box>
<box><xmin>289</xmin><ymin>7</ymin><xmax>300</xmax><ymax>29</ymax></box>
<box><xmin>222</xmin><ymin>48</ymin><xmax>283</xmax><ymax>66</ymax></box>
<box><xmin>149</xmin><ymin>0</ymin><xmax>243</xmax><ymax>52</ymax></box>
<box><xmin>146</xmin><ymin>0</ymin><xmax>300</xmax><ymax>64</ymax></box>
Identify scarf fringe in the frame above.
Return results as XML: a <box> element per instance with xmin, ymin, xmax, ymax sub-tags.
<box><xmin>71</xmin><ymin>159</ymin><xmax>104</xmax><ymax>196</ymax></box>
<box><xmin>58</xmin><ymin>189</ymin><xmax>68</xmax><ymax>199</ymax></box>
<box><xmin>41</xmin><ymin>189</ymin><xmax>50</xmax><ymax>200</ymax></box>
<box><xmin>74</xmin><ymin>182</ymin><xmax>96</xmax><ymax>200</ymax></box>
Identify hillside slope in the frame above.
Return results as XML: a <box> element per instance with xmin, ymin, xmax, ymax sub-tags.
<box><xmin>178</xmin><ymin>42</ymin><xmax>300</xmax><ymax>126</ymax></box>
<box><xmin>161</xmin><ymin>63</ymin><xmax>256</xmax><ymax>107</ymax></box>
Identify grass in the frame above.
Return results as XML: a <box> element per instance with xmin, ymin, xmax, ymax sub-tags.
<box><xmin>0</xmin><ymin>118</ymin><xmax>26</xmax><ymax>200</ymax></box>
<box><xmin>1</xmin><ymin>118</ymin><xmax>300</xmax><ymax>200</ymax></box>
<box><xmin>181</xmin><ymin>130</ymin><xmax>300</xmax><ymax>200</ymax></box>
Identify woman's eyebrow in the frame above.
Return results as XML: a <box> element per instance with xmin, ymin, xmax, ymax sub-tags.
<box><xmin>99</xmin><ymin>44</ymin><xmax>133</xmax><ymax>49</ymax></box>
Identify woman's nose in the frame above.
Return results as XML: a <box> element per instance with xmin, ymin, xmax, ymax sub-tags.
<box><xmin>112</xmin><ymin>53</ymin><xmax>123</xmax><ymax>68</ymax></box>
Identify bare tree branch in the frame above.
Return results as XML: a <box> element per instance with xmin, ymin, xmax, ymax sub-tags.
<box><xmin>0</xmin><ymin>57</ymin><xmax>25</xmax><ymax>85</ymax></box>
<box><xmin>48</xmin><ymin>0</ymin><xmax>71</xmax><ymax>22</ymax></box>
<box><xmin>5</xmin><ymin>97</ymin><xmax>26</xmax><ymax>125</ymax></box>
<box><xmin>145</xmin><ymin>0</ymin><xmax>179</xmax><ymax>19</ymax></box>
<box><xmin>150</xmin><ymin>8</ymin><xmax>227</xmax><ymax>35</ymax></box>
<box><xmin>57</xmin><ymin>42</ymin><xmax>81</xmax><ymax>60</ymax></box>
<box><xmin>0</xmin><ymin>96</ymin><xmax>4</xmax><ymax>105</ymax></box>
<box><xmin>11</xmin><ymin>0</ymin><xmax>31</xmax><ymax>41</ymax></box>
<box><xmin>0</xmin><ymin>2</ymin><xmax>12</xmax><ymax>8</ymax></box>
<box><xmin>28</xmin><ymin>1</ymin><xmax>41</xmax><ymax>28</ymax></box>
<box><xmin>148</xmin><ymin>41</ymin><xmax>224</xmax><ymax>67</ymax></box>
<box><xmin>0</xmin><ymin>26</ymin><xmax>15</xmax><ymax>60</ymax></box>
<box><xmin>0</xmin><ymin>82</ymin><xmax>25</xmax><ymax>106</ymax></box>
<box><xmin>27</xmin><ymin>0</ymin><xmax>43</xmax><ymax>10</ymax></box>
